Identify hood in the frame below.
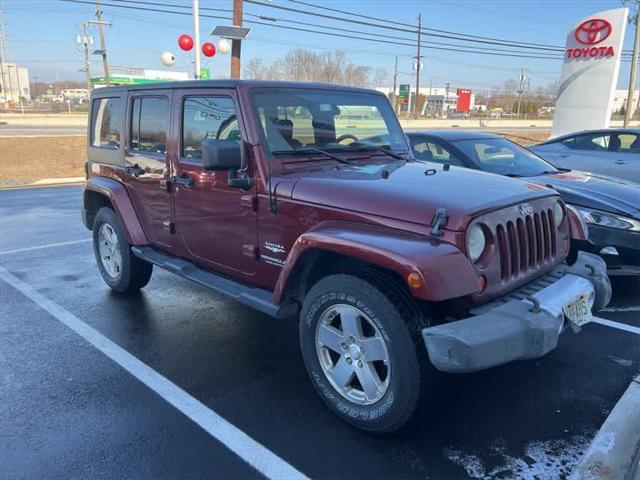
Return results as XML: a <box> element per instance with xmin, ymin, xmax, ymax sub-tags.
<box><xmin>527</xmin><ymin>170</ymin><xmax>640</xmax><ymax>219</ymax></box>
<box><xmin>285</xmin><ymin>161</ymin><xmax>557</xmax><ymax>231</ymax></box>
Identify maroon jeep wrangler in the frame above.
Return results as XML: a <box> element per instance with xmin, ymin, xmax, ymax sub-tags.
<box><xmin>82</xmin><ymin>80</ymin><xmax>610</xmax><ymax>432</ymax></box>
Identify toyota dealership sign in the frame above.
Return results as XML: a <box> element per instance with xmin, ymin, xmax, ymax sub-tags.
<box><xmin>552</xmin><ymin>8</ymin><xmax>628</xmax><ymax>137</ymax></box>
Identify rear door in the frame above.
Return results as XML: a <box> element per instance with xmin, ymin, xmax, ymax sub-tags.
<box><xmin>610</xmin><ymin>132</ymin><xmax>640</xmax><ymax>183</ymax></box>
<box><xmin>124</xmin><ymin>90</ymin><xmax>173</xmax><ymax>247</ymax></box>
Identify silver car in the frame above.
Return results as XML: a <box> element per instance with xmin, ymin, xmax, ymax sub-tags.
<box><xmin>530</xmin><ymin>128</ymin><xmax>640</xmax><ymax>184</ymax></box>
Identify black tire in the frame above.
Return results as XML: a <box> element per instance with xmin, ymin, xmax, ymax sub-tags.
<box><xmin>92</xmin><ymin>207</ymin><xmax>153</xmax><ymax>293</ymax></box>
<box><xmin>299</xmin><ymin>273</ymin><xmax>422</xmax><ymax>433</ymax></box>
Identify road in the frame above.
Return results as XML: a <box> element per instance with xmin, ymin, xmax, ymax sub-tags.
<box><xmin>1</xmin><ymin>186</ymin><xmax>638</xmax><ymax>479</ymax></box>
<box><xmin>0</xmin><ymin>124</ymin><xmax>86</xmax><ymax>137</ymax></box>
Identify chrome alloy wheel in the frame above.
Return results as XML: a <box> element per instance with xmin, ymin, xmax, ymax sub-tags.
<box><xmin>315</xmin><ymin>304</ymin><xmax>391</xmax><ymax>405</ymax></box>
<box><xmin>98</xmin><ymin>223</ymin><xmax>122</xmax><ymax>279</ymax></box>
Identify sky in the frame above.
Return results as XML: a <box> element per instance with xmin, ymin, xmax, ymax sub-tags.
<box><xmin>1</xmin><ymin>0</ymin><xmax>637</xmax><ymax>92</ymax></box>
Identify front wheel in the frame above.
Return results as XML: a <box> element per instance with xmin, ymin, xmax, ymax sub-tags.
<box><xmin>299</xmin><ymin>274</ymin><xmax>422</xmax><ymax>432</ymax></box>
<box><xmin>92</xmin><ymin>207</ymin><xmax>153</xmax><ymax>293</ymax></box>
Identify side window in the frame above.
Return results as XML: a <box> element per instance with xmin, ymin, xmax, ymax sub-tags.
<box><xmin>561</xmin><ymin>137</ymin><xmax>575</xmax><ymax>149</ymax></box>
<box><xmin>614</xmin><ymin>133</ymin><xmax>640</xmax><ymax>153</ymax></box>
<box><xmin>182</xmin><ymin>96</ymin><xmax>239</xmax><ymax>160</ymax></box>
<box><xmin>411</xmin><ymin>140</ymin><xmax>464</xmax><ymax>166</ymax></box>
<box><xmin>91</xmin><ymin>97</ymin><xmax>122</xmax><ymax>149</ymax></box>
<box><xmin>573</xmin><ymin>133</ymin><xmax>610</xmax><ymax>151</ymax></box>
<box><xmin>130</xmin><ymin>97</ymin><xmax>169</xmax><ymax>155</ymax></box>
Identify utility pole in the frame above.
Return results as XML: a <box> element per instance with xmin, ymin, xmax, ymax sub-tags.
<box><xmin>516</xmin><ymin>67</ymin><xmax>526</xmax><ymax>118</ymax></box>
<box><xmin>231</xmin><ymin>0</ymin><xmax>243</xmax><ymax>79</ymax></box>
<box><xmin>193</xmin><ymin>0</ymin><xmax>201</xmax><ymax>79</ymax></box>
<box><xmin>413</xmin><ymin>12</ymin><xmax>423</xmax><ymax>119</ymax></box>
<box><xmin>78</xmin><ymin>23</ymin><xmax>93</xmax><ymax>94</ymax></box>
<box><xmin>624</xmin><ymin>5</ymin><xmax>640</xmax><ymax>127</ymax></box>
<box><xmin>92</xmin><ymin>2</ymin><xmax>111</xmax><ymax>85</ymax></box>
<box><xmin>392</xmin><ymin>55</ymin><xmax>398</xmax><ymax>110</ymax></box>
<box><xmin>0</xmin><ymin>8</ymin><xmax>15</xmax><ymax>103</ymax></box>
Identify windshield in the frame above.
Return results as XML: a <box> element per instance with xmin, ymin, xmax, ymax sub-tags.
<box><xmin>452</xmin><ymin>138</ymin><xmax>558</xmax><ymax>177</ymax></box>
<box><xmin>251</xmin><ymin>88</ymin><xmax>408</xmax><ymax>158</ymax></box>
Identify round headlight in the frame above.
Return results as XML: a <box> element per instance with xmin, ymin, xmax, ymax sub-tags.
<box><xmin>467</xmin><ymin>224</ymin><xmax>486</xmax><ymax>263</ymax></box>
<box><xmin>554</xmin><ymin>201</ymin><xmax>564</xmax><ymax>227</ymax></box>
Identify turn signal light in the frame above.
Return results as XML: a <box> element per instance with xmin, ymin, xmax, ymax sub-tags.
<box><xmin>407</xmin><ymin>272</ymin><xmax>423</xmax><ymax>289</ymax></box>
<box><xmin>476</xmin><ymin>274</ymin><xmax>487</xmax><ymax>293</ymax></box>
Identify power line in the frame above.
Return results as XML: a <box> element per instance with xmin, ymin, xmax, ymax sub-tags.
<box><xmin>286</xmin><ymin>0</ymin><xmax>629</xmax><ymax>52</ymax></box>
<box><xmin>59</xmin><ymin>0</ymin><xmax>567</xmax><ymax>60</ymax></box>
<box><xmin>59</xmin><ymin>0</ymin><xmax>632</xmax><ymax>62</ymax></box>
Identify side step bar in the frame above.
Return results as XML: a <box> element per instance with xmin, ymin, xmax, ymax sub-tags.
<box><xmin>132</xmin><ymin>246</ymin><xmax>286</xmax><ymax>318</ymax></box>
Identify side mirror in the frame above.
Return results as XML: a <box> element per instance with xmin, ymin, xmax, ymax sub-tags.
<box><xmin>202</xmin><ymin>139</ymin><xmax>242</xmax><ymax>171</ymax></box>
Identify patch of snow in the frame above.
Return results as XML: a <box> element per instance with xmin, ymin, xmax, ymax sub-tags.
<box><xmin>444</xmin><ymin>434</ymin><xmax>592</xmax><ymax>479</ymax></box>
<box><xmin>607</xmin><ymin>355</ymin><xmax>634</xmax><ymax>367</ymax></box>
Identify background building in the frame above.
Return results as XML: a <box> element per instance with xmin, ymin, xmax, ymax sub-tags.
<box><xmin>611</xmin><ymin>89</ymin><xmax>640</xmax><ymax>116</ymax></box>
<box><xmin>0</xmin><ymin>62</ymin><xmax>30</xmax><ymax>102</ymax></box>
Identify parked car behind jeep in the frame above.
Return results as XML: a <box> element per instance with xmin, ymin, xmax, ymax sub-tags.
<box><xmin>82</xmin><ymin>80</ymin><xmax>611</xmax><ymax>432</ymax></box>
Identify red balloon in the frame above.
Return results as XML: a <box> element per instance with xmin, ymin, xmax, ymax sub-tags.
<box><xmin>202</xmin><ymin>42</ymin><xmax>216</xmax><ymax>57</ymax></box>
<box><xmin>178</xmin><ymin>34</ymin><xmax>194</xmax><ymax>51</ymax></box>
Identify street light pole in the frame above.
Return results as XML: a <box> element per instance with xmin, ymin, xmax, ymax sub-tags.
<box><xmin>231</xmin><ymin>0</ymin><xmax>243</xmax><ymax>79</ymax></box>
<box><xmin>79</xmin><ymin>23</ymin><xmax>93</xmax><ymax>94</ymax></box>
<box><xmin>624</xmin><ymin>10</ymin><xmax>639</xmax><ymax>127</ymax></box>
<box><xmin>413</xmin><ymin>13</ymin><xmax>423</xmax><ymax>119</ymax></box>
<box><xmin>193</xmin><ymin>0</ymin><xmax>201</xmax><ymax>79</ymax></box>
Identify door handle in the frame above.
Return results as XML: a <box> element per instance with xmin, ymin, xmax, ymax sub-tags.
<box><xmin>613</xmin><ymin>159</ymin><xmax>626</xmax><ymax>165</ymax></box>
<box><xmin>171</xmin><ymin>175</ymin><xmax>195</xmax><ymax>187</ymax></box>
<box><xmin>125</xmin><ymin>165</ymin><xmax>144</xmax><ymax>177</ymax></box>
<box><xmin>558</xmin><ymin>154</ymin><xmax>570</xmax><ymax>158</ymax></box>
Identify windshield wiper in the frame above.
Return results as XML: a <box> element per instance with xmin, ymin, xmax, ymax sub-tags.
<box><xmin>272</xmin><ymin>146</ymin><xmax>352</xmax><ymax>164</ymax></box>
<box><xmin>347</xmin><ymin>144</ymin><xmax>406</xmax><ymax>160</ymax></box>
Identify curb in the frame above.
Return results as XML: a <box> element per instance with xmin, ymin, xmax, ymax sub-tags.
<box><xmin>570</xmin><ymin>374</ymin><xmax>640</xmax><ymax>480</ymax></box>
<box><xmin>30</xmin><ymin>177</ymin><xmax>85</xmax><ymax>186</ymax></box>
<box><xmin>0</xmin><ymin>178</ymin><xmax>84</xmax><ymax>190</ymax></box>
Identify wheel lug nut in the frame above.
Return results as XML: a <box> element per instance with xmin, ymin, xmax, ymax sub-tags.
<box><xmin>346</xmin><ymin>357</ymin><xmax>352</xmax><ymax>364</ymax></box>
<box><xmin>357</xmin><ymin>361</ymin><xmax>363</xmax><ymax>368</ymax></box>
<box><xmin>341</xmin><ymin>343</ymin><xmax>347</xmax><ymax>350</ymax></box>
<box><xmin>349</xmin><ymin>336</ymin><xmax>355</xmax><ymax>343</ymax></box>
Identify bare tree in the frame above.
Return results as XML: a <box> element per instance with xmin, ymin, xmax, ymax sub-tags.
<box><xmin>244</xmin><ymin>49</ymin><xmax>383</xmax><ymax>87</ymax></box>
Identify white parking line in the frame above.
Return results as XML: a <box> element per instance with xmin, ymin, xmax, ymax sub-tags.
<box><xmin>591</xmin><ymin>316</ymin><xmax>640</xmax><ymax>335</ymax></box>
<box><xmin>0</xmin><ymin>266</ymin><xmax>309</xmax><ymax>480</ymax></box>
<box><xmin>0</xmin><ymin>238</ymin><xmax>91</xmax><ymax>255</ymax></box>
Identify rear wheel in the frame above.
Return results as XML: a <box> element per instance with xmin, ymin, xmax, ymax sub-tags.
<box><xmin>299</xmin><ymin>273</ymin><xmax>422</xmax><ymax>432</ymax></box>
<box><xmin>92</xmin><ymin>207</ymin><xmax>152</xmax><ymax>293</ymax></box>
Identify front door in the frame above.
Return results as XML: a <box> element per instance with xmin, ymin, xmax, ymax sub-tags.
<box><xmin>124</xmin><ymin>90</ymin><xmax>173</xmax><ymax>247</ymax></box>
<box><xmin>171</xmin><ymin>89</ymin><xmax>258</xmax><ymax>278</ymax></box>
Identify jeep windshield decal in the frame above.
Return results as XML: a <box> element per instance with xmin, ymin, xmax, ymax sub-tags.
<box><xmin>251</xmin><ymin>88</ymin><xmax>408</xmax><ymax>159</ymax></box>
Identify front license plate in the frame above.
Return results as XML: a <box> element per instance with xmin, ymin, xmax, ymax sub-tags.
<box><xmin>563</xmin><ymin>294</ymin><xmax>592</xmax><ymax>327</ymax></box>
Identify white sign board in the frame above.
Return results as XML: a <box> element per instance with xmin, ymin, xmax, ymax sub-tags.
<box><xmin>551</xmin><ymin>8</ymin><xmax>628</xmax><ymax>138</ymax></box>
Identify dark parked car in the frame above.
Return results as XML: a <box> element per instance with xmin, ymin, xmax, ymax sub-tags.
<box><xmin>407</xmin><ymin>130</ymin><xmax>640</xmax><ymax>275</ymax></box>
<box><xmin>82</xmin><ymin>81</ymin><xmax>610</xmax><ymax>432</ymax></box>
<box><xmin>529</xmin><ymin>128</ymin><xmax>640</xmax><ymax>184</ymax></box>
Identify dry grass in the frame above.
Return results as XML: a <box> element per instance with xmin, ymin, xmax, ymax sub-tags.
<box><xmin>497</xmin><ymin>130</ymin><xmax>551</xmax><ymax>145</ymax></box>
<box><xmin>0</xmin><ymin>136</ymin><xmax>86</xmax><ymax>187</ymax></box>
<box><xmin>0</xmin><ymin>129</ymin><xmax>551</xmax><ymax>188</ymax></box>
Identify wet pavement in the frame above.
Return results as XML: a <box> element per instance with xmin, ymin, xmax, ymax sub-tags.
<box><xmin>1</xmin><ymin>185</ymin><xmax>638</xmax><ymax>479</ymax></box>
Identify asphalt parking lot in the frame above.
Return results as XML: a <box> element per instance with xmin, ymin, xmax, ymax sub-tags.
<box><xmin>1</xmin><ymin>185</ymin><xmax>639</xmax><ymax>479</ymax></box>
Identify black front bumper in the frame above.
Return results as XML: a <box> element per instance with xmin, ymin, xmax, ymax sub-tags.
<box><xmin>572</xmin><ymin>224</ymin><xmax>640</xmax><ymax>275</ymax></box>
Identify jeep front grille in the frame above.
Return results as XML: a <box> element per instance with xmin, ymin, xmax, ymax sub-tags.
<box><xmin>495</xmin><ymin>207</ymin><xmax>557</xmax><ymax>281</ymax></box>
<box><xmin>468</xmin><ymin>196</ymin><xmax>569</xmax><ymax>305</ymax></box>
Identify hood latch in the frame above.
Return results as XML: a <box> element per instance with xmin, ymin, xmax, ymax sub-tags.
<box><xmin>431</xmin><ymin>207</ymin><xmax>448</xmax><ymax>237</ymax></box>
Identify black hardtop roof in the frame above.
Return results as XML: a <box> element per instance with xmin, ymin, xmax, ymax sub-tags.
<box><xmin>91</xmin><ymin>79</ymin><xmax>383</xmax><ymax>96</ymax></box>
<box><xmin>407</xmin><ymin>129</ymin><xmax>503</xmax><ymax>141</ymax></box>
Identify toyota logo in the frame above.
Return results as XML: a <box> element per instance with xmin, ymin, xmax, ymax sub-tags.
<box><xmin>575</xmin><ymin>18</ymin><xmax>612</xmax><ymax>45</ymax></box>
